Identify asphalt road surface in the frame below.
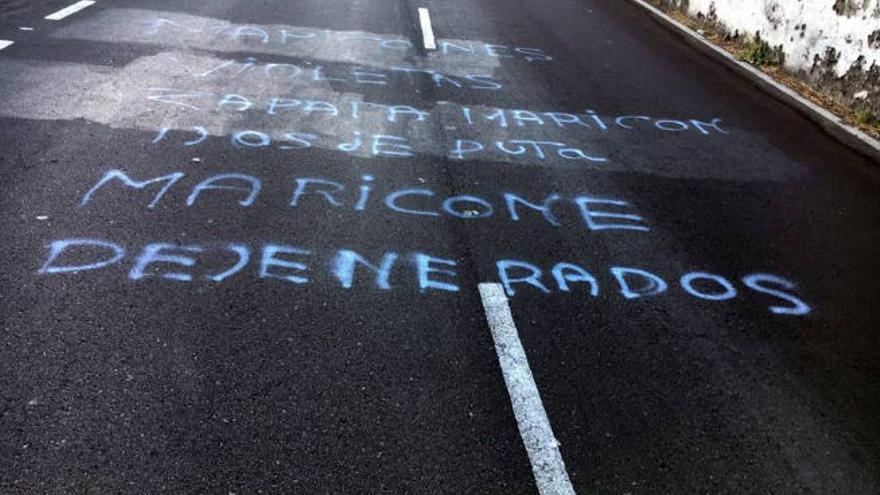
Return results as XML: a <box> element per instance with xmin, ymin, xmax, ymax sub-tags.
<box><xmin>1</xmin><ymin>0</ymin><xmax>879</xmax><ymax>493</ymax></box>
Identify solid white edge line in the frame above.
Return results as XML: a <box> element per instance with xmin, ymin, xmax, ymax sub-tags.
<box><xmin>626</xmin><ymin>0</ymin><xmax>880</xmax><ymax>155</ymax></box>
<box><xmin>478</xmin><ymin>283</ymin><xmax>577</xmax><ymax>495</ymax></box>
<box><xmin>418</xmin><ymin>7</ymin><xmax>437</xmax><ymax>51</ymax></box>
<box><xmin>45</xmin><ymin>0</ymin><xmax>96</xmax><ymax>21</ymax></box>
<box><xmin>0</xmin><ymin>40</ymin><xmax>14</xmax><ymax>51</ymax></box>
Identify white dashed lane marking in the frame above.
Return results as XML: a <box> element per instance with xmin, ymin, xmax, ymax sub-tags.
<box><xmin>478</xmin><ymin>283</ymin><xmax>577</xmax><ymax>495</ymax></box>
<box><xmin>45</xmin><ymin>0</ymin><xmax>96</xmax><ymax>21</ymax></box>
<box><xmin>418</xmin><ymin>7</ymin><xmax>436</xmax><ymax>51</ymax></box>
<box><xmin>0</xmin><ymin>40</ymin><xmax>14</xmax><ymax>51</ymax></box>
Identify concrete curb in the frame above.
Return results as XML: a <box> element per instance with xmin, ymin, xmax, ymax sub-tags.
<box><xmin>627</xmin><ymin>0</ymin><xmax>880</xmax><ymax>162</ymax></box>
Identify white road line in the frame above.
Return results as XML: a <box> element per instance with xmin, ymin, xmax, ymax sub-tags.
<box><xmin>478</xmin><ymin>283</ymin><xmax>577</xmax><ymax>495</ymax></box>
<box><xmin>417</xmin><ymin>7</ymin><xmax>437</xmax><ymax>51</ymax></box>
<box><xmin>0</xmin><ymin>40</ymin><xmax>14</xmax><ymax>51</ymax></box>
<box><xmin>45</xmin><ymin>0</ymin><xmax>96</xmax><ymax>21</ymax></box>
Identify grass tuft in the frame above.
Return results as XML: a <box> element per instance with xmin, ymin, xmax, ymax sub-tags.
<box><xmin>743</xmin><ymin>35</ymin><xmax>778</xmax><ymax>66</ymax></box>
<box><xmin>855</xmin><ymin>109</ymin><xmax>878</xmax><ymax>127</ymax></box>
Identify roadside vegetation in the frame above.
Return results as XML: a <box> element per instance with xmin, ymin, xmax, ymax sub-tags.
<box><xmin>743</xmin><ymin>35</ymin><xmax>782</xmax><ymax>67</ymax></box>
<box><xmin>856</xmin><ymin>109</ymin><xmax>878</xmax><ymax>127</ymax></box>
